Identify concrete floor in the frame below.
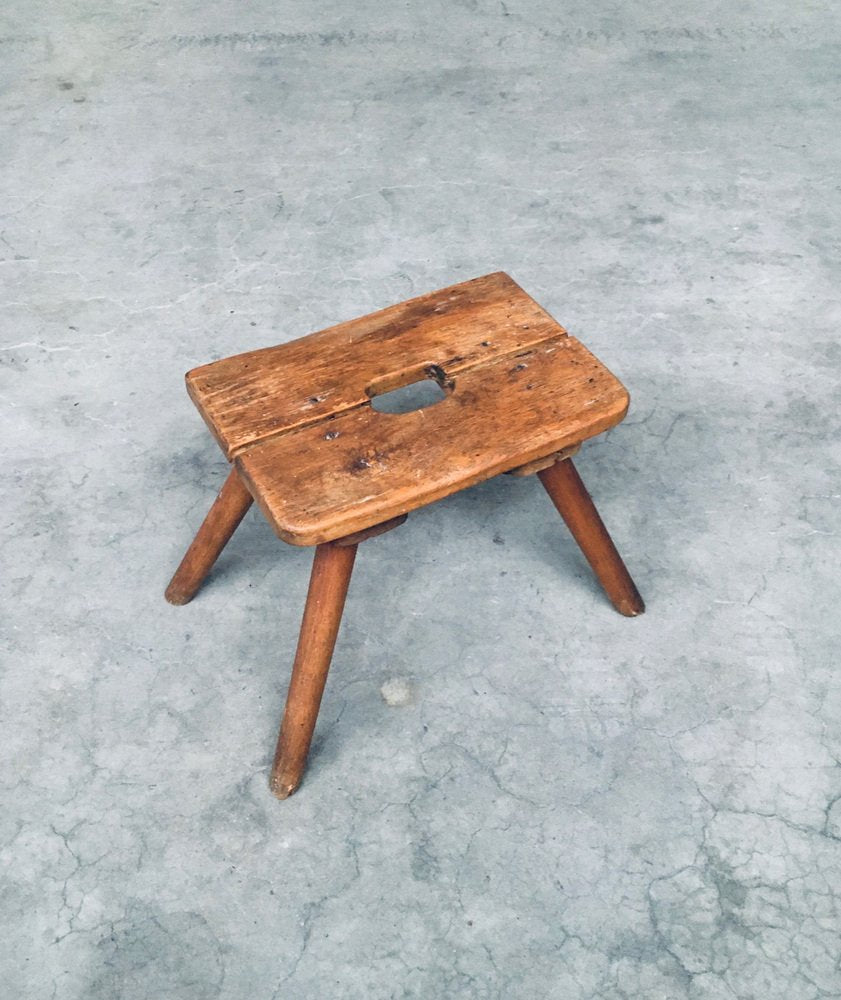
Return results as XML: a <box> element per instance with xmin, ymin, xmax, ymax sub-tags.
<box><xmin>2</xmin><ymin>1</ymin><xmax>840</xmax><ymax>997</ymax></box>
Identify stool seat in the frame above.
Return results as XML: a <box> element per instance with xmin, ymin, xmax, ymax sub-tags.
<box><xmin>186</xmin><ymin>272</ymin><xmax>629</xmax><ymax>545</ymax></box>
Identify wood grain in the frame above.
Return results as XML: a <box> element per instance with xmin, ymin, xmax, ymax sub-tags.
<box><xmin>538</xmin><ymin>458</ymin><xmax>644</xmax><ymax>617</ymax></box>
<box><xmin>186</xmin><ymin>272</ymin><xmax>566</xmax><ymax>459</ymax></box>
<box><xmin>270</xmin><ymin>541</ymin><xmax>357</xmax><ymax>799</ymax></box>
<box><xmin>180</xmin><ymin>271</ymin><xmax>633</xmax><ymax>546</ymax></box>
<box><xmin>235</xmin><ymin>334</ymin><xmax>628</xmax><ymax>545</ymax></box>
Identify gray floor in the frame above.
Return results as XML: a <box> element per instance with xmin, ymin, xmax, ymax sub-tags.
<box><xmin>2</xmin><ymin>2</ymin><xmax>840</xmax><ymax>997</ymax></box>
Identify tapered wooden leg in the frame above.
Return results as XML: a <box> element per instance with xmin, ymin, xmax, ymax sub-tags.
<box><xmin>165</xmin><ymin>468</ymin><xmax>254</xmax><ymax>606</ymax></box>
<box><xmin>538</xmin><ymin>458</ymin><xmax>645</xmax><ymax>617</ymax></box>
<box><xmin>270</xmin><ymin>541</ymin><xmax>358</xmax><ymax>799</ymax></box>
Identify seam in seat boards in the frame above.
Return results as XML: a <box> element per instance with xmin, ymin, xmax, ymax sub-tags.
<box><xmin>183</xmin><ymin>272</ymin><xmax>572</xmax><ymax>459</ymax></box>
<box><xmin>227</xmin><ymin>331</ymin><xmax>571</xmax><ymax>459</ymax></box>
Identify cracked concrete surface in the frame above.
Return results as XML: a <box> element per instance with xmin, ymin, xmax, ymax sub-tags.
<box><xmin>2</xmin><ymin>1</ymin><xmax>840</xmax><ymax>997</ymax></box>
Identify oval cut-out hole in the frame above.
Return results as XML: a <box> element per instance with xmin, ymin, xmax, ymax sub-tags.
<box><xmin>370</xmin><ymin>377</ymin><xmax>447</xmax><ymax>414</ymax></box>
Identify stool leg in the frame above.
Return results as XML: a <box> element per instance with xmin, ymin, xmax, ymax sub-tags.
<box><xmin>270</xmin><ymin>541</ymin><xmax>358</xmax><ymax>799</ymax></box>
<box><xmin>165</xmin><ymin>468</ymin><xmax>254</xmax><ymax>605</ymax></box>
<box><xmin>538</xmin><ymin>458</ymin><xmax>644</xmax><ymax>617</ymax></box>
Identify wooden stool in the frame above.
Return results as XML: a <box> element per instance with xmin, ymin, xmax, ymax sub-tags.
<box><xmin>166</xmin><ymin>272</ymin><xmax>644</xmax><ymax>798</ymax></box>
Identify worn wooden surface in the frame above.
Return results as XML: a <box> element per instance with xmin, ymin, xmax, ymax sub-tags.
<box><xmin>538</xmin><ymin>458</ymin><xmax>645</xmax><ymax>617</ymax></box>
<box><xmin>186</xmin><ymin>272</ymin><xmax>569</xmax><ymax>458</ymax></box>
<box><xmin>165</xmin><ymin>468</ymin><xmax>253</xmax><ymax>605</ymax></box>
<box><xmin>270</xmin><ymin>541</ymin><xmax>358</xmax><ymax>799</ymax></box>
<box><xmin>183</xmin><ymin>272</ymin><xmax>630</xmax><ymax>545</ymax></box>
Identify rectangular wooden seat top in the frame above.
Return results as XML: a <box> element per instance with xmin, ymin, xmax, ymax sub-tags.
<box><xmin>185</xmin><ymin>272</ymin><xmax>629</xmax><ymax>545</ymax></box>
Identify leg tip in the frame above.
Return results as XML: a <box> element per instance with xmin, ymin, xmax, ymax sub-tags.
<box><xmin>269</xmin><ymin>772</ymin><xmax>301</xmax><ymax>800</ymax></box>
<box><xmin>165</xmin><ymin>585</ymin><xmax>193</xmax><ymax>606</ymax></box>
<box><xmin>616</xmin><ymin>596</ymin><xmax>645</xmax><ymax>617</ymax></box>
